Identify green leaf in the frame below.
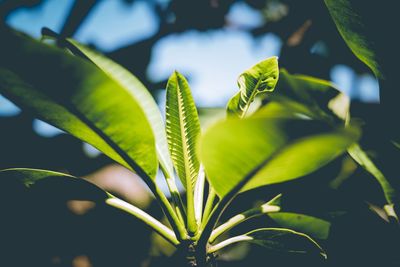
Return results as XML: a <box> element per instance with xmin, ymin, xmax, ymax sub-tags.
<box><xmin>208</xmin><ymin>228</ymin><xmax>326</xmax><ymax>258</ymax></box>
<box><xmin>268</xmin><ymin>70</ymin><xmax>350</xmax><ymax>122</ymax></box>
<box><xmin>227</xmin><ymin>56</ymin><xmax>279</xmax><ymax>117</ymax></box>
<box><xmin>0</xmin><ymin>168</ymin><xmax>108</xmax><ymax>201</ymax></box>
<box><xmin>41</xmin><ymin>28</ymin><xmax>175</xmax><ymax>181</ymax></box>
<box><xmin>200</xmin><ymin>107</ymin><xmax>359</xmax><ymax>198</ymax></box>
<box><xmin>348</xmin><ymin>144</ymin><xmax>397</xmax><ymax>219</ymax></box>
<box><xmin>165</xmin><ymin>71</ymin><xmax>201</xmax><ymax>234</ymax></box>
<box><xmin>324</xmin><ymin>0</ymin><xmax>389</xmax><ymax>79</ymax></box>
<box><xmin>166</xmin><ymin>71</ymin><xmax>201</xmax><ymax>190</ymax></box>
<box><xmin>268</xmin><ymin>213</ymin><xmax>331</xmax><ymax>240</ymax></box>
<box><xmin>64</xmin><ymin>37</ymin><xmax>175</xmax><ymax>179</ymax></box>
<box><xmin>0</xmin><ymin>28</ymin><xmax>157</xmax><ymax>179</ymax></box>
<box><xmin>44</xmin><ymin>33</ymin><xmax>184</xmax><ymax>215</ymax></box>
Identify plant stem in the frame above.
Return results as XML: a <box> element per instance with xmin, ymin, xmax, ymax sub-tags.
<box><xmin>208</xmin><ymin>235</ymin><xmax>252</xmax><ymax>253</ymax></box>
<box><xmin>200</xmin><ymin>187</ymin><xmax>216</xmax><ymax>230</ymax></box>
<box><xmin>160</xmin><ymin>163</ymin><xmax>186</xmax><ymax>224</ymax></box>
<box><xmin>194</xmin><ymin>166</ymin><xmax>206</xmax><ymax>226</ymax></box>
<box><xmin>151</xmin><ymin>181</ymin><xmax>188</xmax><ymax>240</ymax></box>
<box><xmin>64</xmin><ymin>105</ymin><xmax>188</xmax><ymax>240</ymax></box>
<box><xmin>197</xmin><ymin>194</ymin><xmax>233</xmax><ymax>249</ymax></box>
<box><xmin>106</xmin><ymin>197</ymin><xmax>180</xmax><ymax>246</ymax></box>
<box><xmin>198</xmin><ymin>157</ymin><xmax>270</xmax><ymax>248</ymax></box>
<box><xmin>209</xmin><ymin>201</ymin><xmax>280</xmax><ymax>243</ymax></box>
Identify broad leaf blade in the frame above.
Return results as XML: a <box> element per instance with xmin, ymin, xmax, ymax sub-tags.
<box><xmin>52</xmin><ymin>35</ymin><xmax>174</xmax><ymax>179</ymax></box>
<box><xmin>227</xmin><ymin>56</ymin><xmax>279</xmax><ymax>117</ymax></box>
<box><xmin>200</xmin><ymin>107</ymin><xmax>359</xmax><ymax>198</ymax></box>
<box><xmin>0</xmin><ymin>28</ymin><xmax>157</xmax><ymax>179</ymax></box>
<box><xmin>268</xmin><ymin>213</ymin><xmax>331</xmax><ymax>240</ymax></box>
<box><xmin>166</xmin><ymin>71</ymin><xmax>201</xmax><ymax>191</ymax></box>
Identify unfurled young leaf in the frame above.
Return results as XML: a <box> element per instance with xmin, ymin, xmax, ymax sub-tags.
<box><xmin>166</xmin><ymin>71</ymin><xmax>201</xmax><ymax>234</ymax></box>
<box><xmin>209</xmin><ymin>228</ymin><xmax>326</xmax><ymax>258</ymax></box>
<box><xmin>0</xmin><ymin>28</ymin><xmax>157</xmax><ymax>180</ymax></box>
<box><xmin>227</xmin><ymin>56</ymin><xmax>279</xmax><ymax>117</ymax></box>
<box><xmin>200</xmin><ymin>105</ymin><xmax>359</xmax><ymax>198</ymax></box>
<box><xmin>166</xmin><ymin>71</ymin><xmax>201</xmax><ymax>191</ymax></box>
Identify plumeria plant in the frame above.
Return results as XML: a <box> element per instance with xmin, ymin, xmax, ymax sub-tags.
<box><xmin>2</xmin><ymin>21</ymin><xmax>391</xmax><ymax>266</ymax></box>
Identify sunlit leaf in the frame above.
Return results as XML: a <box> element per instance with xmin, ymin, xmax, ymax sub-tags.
<box><xmin>200</xmin><ymin>106</ymin><xmax>359</xmax><ymax>198</ymax></box>
<box><xmin>268</xmin><ymin>213</ymin><xmax>331</xmax><ymax>240</ymax></box>
<box><xmin>227</xmin><ymin>57</ymin><xmax>279</xmax><ymax>117</ymax></box>
<box><xmin>166</xmin><ymin>71</ymin><xmax>201</xmax><ymax>190</ymax></box>
<box><xmin>166</xmin><ymin>71</ymin><xmax>201</xmax><ymax>233</ymax></box>
<box><xmin>41</xmin><ymin>28</ymin><xmax>175</xmax><ymax>180</ymax></box>
<box><xmin>67</xmin><ymin>37</ymin><xmax>174</xmax><ymax>179</ymax></box>
<box><xmin>0</xmin><ymin>28</ymin><xmax>157</xmax><ymax>180</ymax></box>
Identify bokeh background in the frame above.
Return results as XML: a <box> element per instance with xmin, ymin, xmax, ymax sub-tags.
<box><xmin>0</xmin><ymin>1</ymin><xmax>396</xmax><ymax>267</ymax></box>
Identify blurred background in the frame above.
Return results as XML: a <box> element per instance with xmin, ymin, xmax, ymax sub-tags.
<box><xmin>0</xmin><ymin>1</ymin><xmax>396</xmax><ymax>267</ymax></box>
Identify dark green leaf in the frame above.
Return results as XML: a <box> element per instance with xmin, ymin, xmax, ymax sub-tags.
<box><xmin>209</xmin><ymin>228</ymin><xmax>326</xmax><ymax>258</ymax></box>
<box><xmin>268</xmin><ymin>69</ymin><xmax>350</xmax><ymax>122</ymax></box>
<box><xmin>0</xmin><ymin>168</ymin><xmax>108</xmax><ymax>201</ymax></box>
<box><xmin>268</xmin><ymin>213</ymin><xmax>331</xmax><ymax>240</ymax></box>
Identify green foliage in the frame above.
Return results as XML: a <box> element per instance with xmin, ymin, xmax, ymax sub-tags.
<box><xmin>209</xmin><ymin>228</ymin><xmax>326</xmax><ymax>258</ymax></box>
<box><xmin>227</xmin><ymin>56</ymin><xmax>279</xmax><ymax>117</ymax></box>
<box><xmin>245</xmin><ymin>228</ymin><xmax>326</xmax><ymax>258</ymax></box>
<box><xmin>3</xmin><ymin>15</ymin><xmax>394</xmax><ymax>264</ymax></box>
<box><xmin>62</xmin><ymin>35</ymin><xmax>175</xmax><ymax>180</ymax></box>
<box><xmin>268</xmin><ymin>213</ymin><xmax>331</xmax><ymax>240</ymax></box>
<box><xmin>166</xmin><ymin>71</ymin><xmax>201</xmax><ymax>234</ymax></box>
<box><xmin>270</xmin><ymin>70</ymin><xmax>350</xmax><ymax>122</ymax></box>
<box><xmin>324</xmin><ymin>0</ymin><xmax>382</xmax><ymax>78</ymax></box>
<box><xmin>325</xmin><ymin>0</ymin><xmax>398</xmax><ymax>221</ymax></box>
<box><xmin>0</xmin><ymin>29</ymin><xmax>157</xmax><ymax>180</ymax></box>
<box><xmin>200</xmin><ymin>107</ymin><xmax>358</xmax><ymax>198</ymax></box>
<box><xmin>166</xmin><ymin>72</ymin><xmax>201</xmax><ymax>193</ymax></box>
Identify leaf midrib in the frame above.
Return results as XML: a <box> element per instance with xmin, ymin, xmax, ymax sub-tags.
<box><xmin>240</xmin><ymin>76</ymin><xmax>263</xmax><ymax>118</ymax></box>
